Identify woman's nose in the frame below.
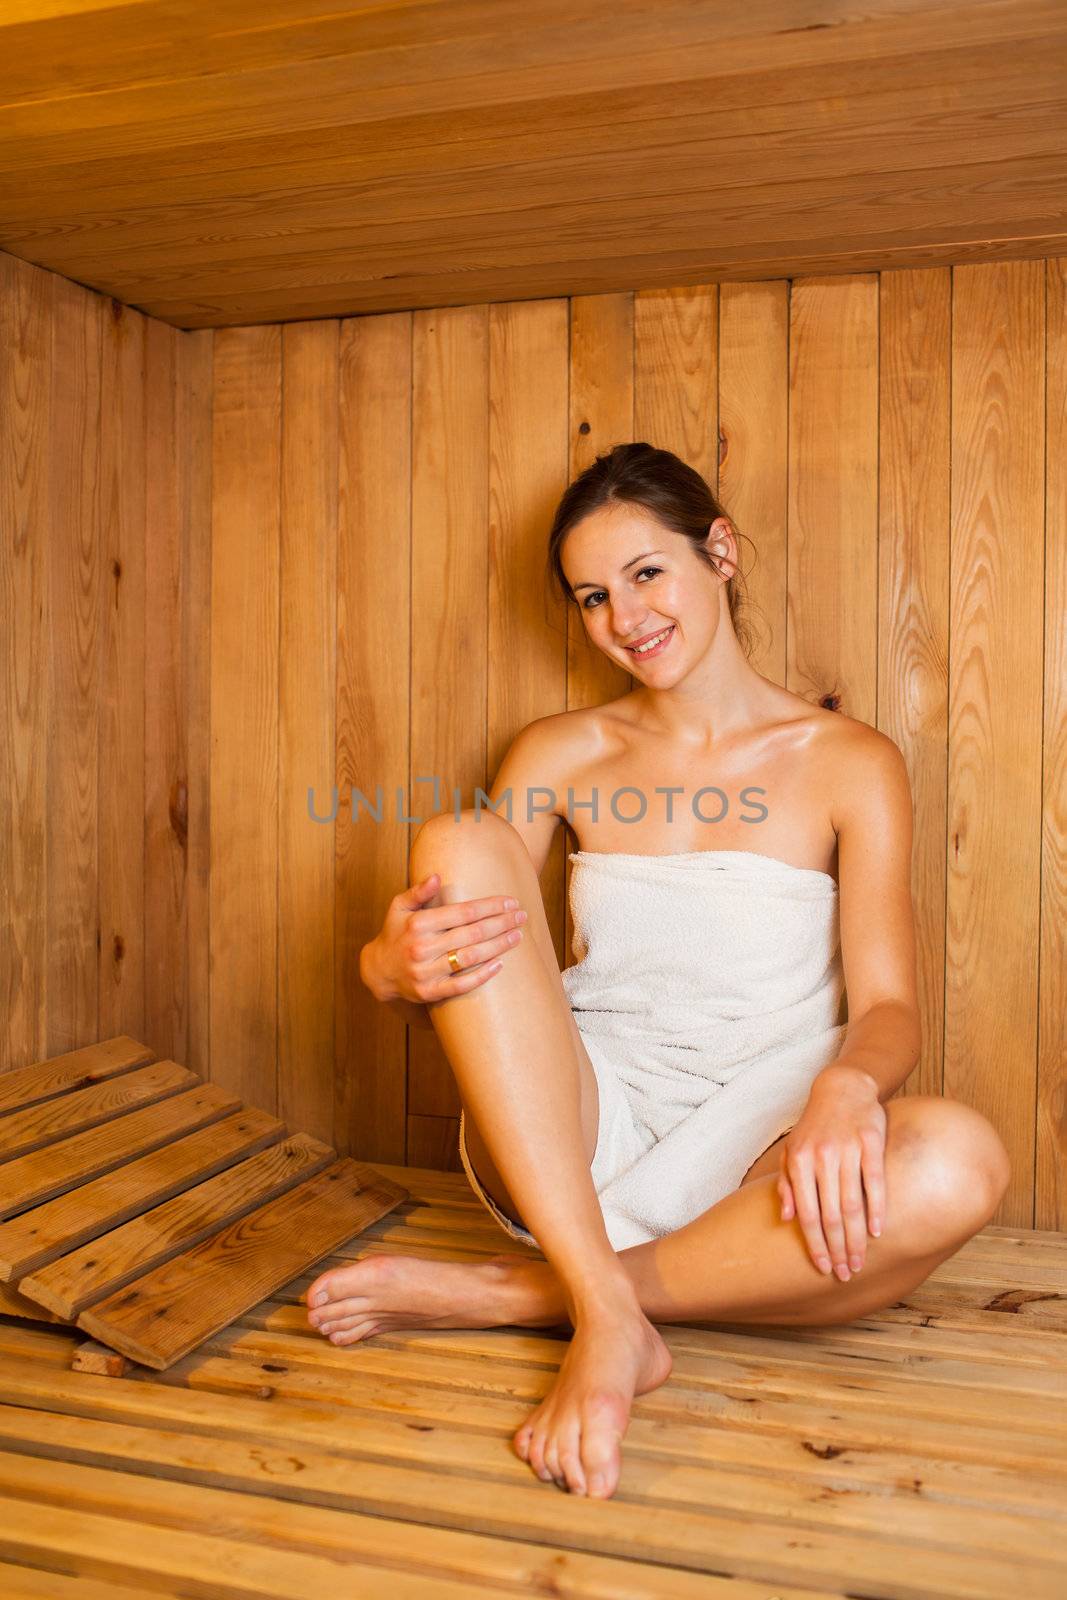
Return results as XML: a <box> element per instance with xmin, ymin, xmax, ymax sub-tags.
<box><xmin>611</xmin><ymin>603</ymin><xmax>649</xmax><ymax>638</ymax></box>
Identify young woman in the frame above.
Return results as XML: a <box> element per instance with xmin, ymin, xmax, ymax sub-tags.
<box><xmin>307</xmin><ymin>443</ymin><xmax>1011</xmax><ymax>1501</ymax></box>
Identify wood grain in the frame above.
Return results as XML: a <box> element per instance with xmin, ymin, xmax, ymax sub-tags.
<box><xmin>46</xmin><ymin>273</ymin><xmax>102</xmax><ymax>1058</ymax></box>
<box><xmin>878</xmin><ymin>267</ymin><xmax>951</xmax><ymax>1099</ymax></box>
<box><xmin>209</xmin><ymin>325</ymin><xmax>281</xmax><ymax>1109</ymax></box>
<box><xmin>78</xmin><ymin>1160</ymin><xmax>408</xmax><ymax>1367</ymax></box>
<box><xmin>1</xmin><ymin>1189</ymin><xmax>1067</xmax><ymax>1600</ymax></box>
<box><xmin>97</xmin><ymin>297</ymin><xmax>146</xmax><ymax>1044</ymax></box>
<box><xmin>947</xmin><ymin>261</ymin><xmax>1045</xmax><ymax>1227</ymax></box>
<box><xmin>333</xmin><ymin>311</ymin><xmax>411</xmax><ymax>1163</ymax></box>
<box><xmin>718</xmin><ymin>279</ymin><xmax>789</xmax><ymax>685</ymax></box>
<box><xmin>0</xmin><ymin>1060</ymin><xmax>199</xmax><ymax>1162</ymax></box>
<box><xmin>0</xmin><ymin>1035</ymin><xmax>153</xmax><ymax>1117</ymax></box>
<box><xmin>1040</xmin><ymin>257</ymin><xmax>1067</xmax><ymax>1225</ymax></box>
<box><xmin>487</xmin><ymin>296</ymin><xmax>570</xmax><ymax>1001</ymax></box>
<box><xmin>0</xmin><ymin>1082</ymin><xmax>239</xmax><ymax>1221</ymax></box>
<box><xmin>24</xmin><ymin>1134</ymin><xmax>336</xmax><ymax>1320</ymax></box>
<box><xmin>405</xmin><ymin>305</ymin><xmax>489</xmax><ymax>1144</ymax></box>
<box><xmin>0</xmin><ymin>251</ymin><xmax>51</xmax><ymax>1071</ymax></box>
<box><xmin>787</xmin><ymin>276</ymin><xmax>879</xmax><ymax>723</ymax></box>
<box><xmin>278</xmin><ymin>320</ymin><xmax>338</xmax><ymax>1144</ymax></box>
<box><xmin>0</xmin><ymin>1105</ymin><xmax>284</xmax><ymax>1281</ymax></box>
<box><xmin>1</xmin><ymin>4</ymin><xmax>1065</xmax><ymax>326</ymax></box>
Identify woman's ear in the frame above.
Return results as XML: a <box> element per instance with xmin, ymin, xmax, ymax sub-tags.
<box><xmin>706</xmin><ymin>517</ymin><xmax>738</xmax><ymax>580</ymax></box>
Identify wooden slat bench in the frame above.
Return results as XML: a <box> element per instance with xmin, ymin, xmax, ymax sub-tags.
<box><xmin>0</xmin><ymin>1038</ymin><xmax>407</xmax><ymax>1370</ymax></box>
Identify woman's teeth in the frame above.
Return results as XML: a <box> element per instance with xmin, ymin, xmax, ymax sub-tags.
<box><xmin>628</xmin><ymin>626</ymin><xmax>674</xmax><ymax>656</ymax></box>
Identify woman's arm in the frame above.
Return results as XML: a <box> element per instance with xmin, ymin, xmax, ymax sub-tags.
<box><xmin>811</xmin><ymin>726</ymin><xmax>922</xmax><ymax>1104</ymax></box>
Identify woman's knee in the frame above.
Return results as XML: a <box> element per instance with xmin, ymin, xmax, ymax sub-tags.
<box><xmin>410</xmin><ymin>806</ymin><xmax>522</xmax><ymax>877</ymax></box>
<box><xmin>887</xmin><ymin>1095</ymin><xmax>1011</xmax><ymax>1236</ymax></box>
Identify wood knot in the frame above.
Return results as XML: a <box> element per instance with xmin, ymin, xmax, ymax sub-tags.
<box><xmin>169</xmin><ymin>777</ymin><xmax>188</xmax><ymax>850</ymax></box>
<box><xmin>819</xmin><ymin>692</ymin><xmax>842</xmax><ymax>712</ymax></box>
<box><xmin>113</xmin><ymin>933</ymin><xmax>125</xmax><ymax>962</ymax></box>
<box><xmin>578</xmin><ymin>421</ymin><xmax>590</xmax><ymax>435</ymax></box>
<box><xmin>112</xmin><ymin>558</ymin><xmax>122</xmax><ymax>580</ymax></box>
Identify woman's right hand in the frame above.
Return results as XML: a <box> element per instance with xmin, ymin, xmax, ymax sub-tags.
<box><xmin>361</xmin><ymin>872</ymin><xmax>528</xmax><ymax>1005</ymax></box>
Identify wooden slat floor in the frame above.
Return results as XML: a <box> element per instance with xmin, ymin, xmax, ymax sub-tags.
<box><xmin>0</xmin><ymin>1159</ymin><xmax>1064</xmax><ymax>1598</ymax></box>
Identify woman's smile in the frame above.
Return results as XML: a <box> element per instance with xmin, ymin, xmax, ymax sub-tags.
<box><xmin>624</xmin><ymin>624</ymin><xmax>675</xmax><ymax>659</ymax></box>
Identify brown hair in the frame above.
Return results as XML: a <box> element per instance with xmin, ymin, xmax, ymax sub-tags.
<box><xmin>545</xmin><ymin>441</ymin><xmax>764</xmax><ymax>660</ymax></box>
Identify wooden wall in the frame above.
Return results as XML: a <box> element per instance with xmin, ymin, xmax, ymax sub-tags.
<box><xmin>0</xmin><ymin>250</ymin><xmax>212</xmax><ymax>1081</ymax></box>
<box><xmin>2</xmin><ymin>249</ymin><xmax>1065</xmax><ymax>1229</ymax></box>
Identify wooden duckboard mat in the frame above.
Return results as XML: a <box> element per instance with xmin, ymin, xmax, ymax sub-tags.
<box><xmin>0</xmin><ymin>1162</ymin><xmax>1064</xmax><ymax>1597</ymax></box>
<box><xmin>0</xmin><ymin>1037</ymin><xmax>407</xmax><ymax>1370</ymax></box>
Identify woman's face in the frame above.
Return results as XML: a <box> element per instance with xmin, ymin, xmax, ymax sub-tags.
<box><xmin>561</xmin><ymin>502</ymin><xmax>734</xmax><ymax>681</ymax></box>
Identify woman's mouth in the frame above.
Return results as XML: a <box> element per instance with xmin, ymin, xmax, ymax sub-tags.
<box><xmin>625</xmin><ymin>624</ymin><xmax>675</xmax><ymax>660</ymax></box>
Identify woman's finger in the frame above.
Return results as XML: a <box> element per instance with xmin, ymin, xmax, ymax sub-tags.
<box><xmin>814</xmin><ymin>1151</ymin><xmax>848</xmax><ymax>1276</ymax></box>
<box><xmin>788</xmin><ymin>1154</ymin><xmax>833</xmax><ymax>1273</ymax></box>
<box><xmin>861</xmin><ymin>1129</ymin><xmax>886</xmax><ymax>1239</ymax></box>
<box><xmin>838</xmin><ymin>1145</ymin><xmax>868</xmax><ymax>1271</ymax></box>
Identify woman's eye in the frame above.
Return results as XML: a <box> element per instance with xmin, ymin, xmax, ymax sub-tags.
<box><xmin>582</xmin><ymin>567</ymin><xmax>661</xmax><ymax>610</ymax></box>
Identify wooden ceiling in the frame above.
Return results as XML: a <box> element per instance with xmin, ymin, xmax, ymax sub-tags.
<box><xmin>1</xmin><ymin>0</ymin><xmax>1065</xmax><ymax>330</ymax></box>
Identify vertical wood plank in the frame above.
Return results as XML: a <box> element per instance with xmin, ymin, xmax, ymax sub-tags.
<box><xmin>718</xmin><ymin>280</ymin><xmax>789</xmax><ymax>684</ymax></box>
<box><xmin>634</xmin><ymin>284</ymin><xmax>717</xmax><ymax>486</ymax></box>
<box><xmin>405</xmin><ymin>1114</ymin><xmax>462</xmax><ymax>1173</ymax></box>
<box><xmin>47</xmin><ymin>273</ymin><xmax>101</xmax><ymax>1057</ymax></box>
<box><xmin>566</xmin><ymin>293</ymin><xmax>634</xmax><ymax>965</ymax></box>
<box><xmin>98</xmin><ymin>298</ymin><xmax>146</xmax><ymax>1043</ymax></box>
<box><xmin>210</xmin><ymin>326</ymin><xmax>280</xmax><ymax>1109</ymax></box>
<box><xmin>144</xmin><ymin>313</ymin><xmax>182</xmax><ymax>1063</ymax></box>
<box><xmin>279</xmin><ymin>320</ymin><xmax>338</xmax><ymax>1143</ymax></box>
<box><xmin>335</xmin><ymin>311</ymin><xmax>411</xmax><ymax>1162</ymax></box>
<box><xmin>787</xmin><ymin>277</ymin><xmax>879</xmax><ymax>723</ymax></box>
<box><xmin>1040</xmin><ymin>256</ymin><xmax>1067</xmax><ymax>1230</ymax></box>
<box><xmin>487</xmin><ymin>299</ymin><xmax>570</xmax><ymax>973</ymax></box>
<box><xmin>949</xmin><ymin>261</ymin><xmax>1045</xmax><ymax>1226</ymax></box>
<box><xmin>179</xmin><ymin>328</ymin><xmax>213</xmax><ymax>1081</ymax></box>
<box><xmin>878</xmin><ymin>268</ymin><xmax>951</xmax><ymax>1101</ymax></box>
<box><xmin>406</xmin><ymin>306</ymin><xmax>489</xmax><ymax>1151</ymax></box>
<box><xmin>144</xmin><ymin>319</ymin><xmax>212</xmax><ymax>1078</ymax></box>
<box><xmin>0</xmin><ymin>251</ymin><xmax>52</xmax><ymax>1071</ymax></box>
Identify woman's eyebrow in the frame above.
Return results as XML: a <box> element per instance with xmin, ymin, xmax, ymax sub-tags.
<box><xmin>571</xmin><ymin>550</ymin><xmax>667</xmax><ymax>592</ymax></box>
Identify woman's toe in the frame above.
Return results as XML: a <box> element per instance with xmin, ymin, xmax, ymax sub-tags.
<box><xmin>559</xmin><ymin>1446</ymin><xmax>587</xmax><ymax>1495</ymax></box>
<box><xmin>330</xmin><ymin>1320</ymin><xmax>378</xmax><ymax>1344</ymax></box>
<box><xmin>513</xmin><ymin>1424</ymin><xmax>533</xmax><ymax>1461</ymax></box>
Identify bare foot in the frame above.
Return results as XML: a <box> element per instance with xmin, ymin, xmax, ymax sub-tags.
<box><xmin>514</xmin><ymin>1299</ymin><xmax>672</xmax><ymax>1499</ymax></box>
<box><xmin>306</xmin><ymin>1255</ymin><xmax>673</xmax><ymax>1498</ymax></box>
<box><xmin>305</xmin><ymin>1251</ymin><xmax>565</xmax><ymax>1340</ymax></box>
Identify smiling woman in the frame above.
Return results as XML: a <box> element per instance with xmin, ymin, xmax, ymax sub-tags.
<box><xmin>321</xmin><ymin>437</ymin><xmax>1013</xmax><ymax>1503</ymax></box>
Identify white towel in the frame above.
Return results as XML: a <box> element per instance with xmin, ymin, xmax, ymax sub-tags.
<box><xmin>561</xmin><ymin>849</ymin><xmax>848</xmax><ymax>1251</ymax></box>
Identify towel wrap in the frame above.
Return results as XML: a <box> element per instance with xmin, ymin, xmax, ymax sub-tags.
<box><xmin>459</xmin><ymin>847</ymin><xmax>848</xmax><ymax>1252</ymax></box>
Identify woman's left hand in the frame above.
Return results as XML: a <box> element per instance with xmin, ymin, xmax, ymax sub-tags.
<box><xmin>776</xmin><ymin>1065</ymin><xmax>887</xmax><ymax>1279</ymax></box>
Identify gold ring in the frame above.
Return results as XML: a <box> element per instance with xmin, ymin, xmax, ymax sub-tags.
<box><xmin>446</xmin><ymin>949</ymin><xmax>462</xmax><ymax>974</ymax></box>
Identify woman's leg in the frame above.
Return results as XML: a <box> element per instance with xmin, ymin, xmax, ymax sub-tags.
<box><xmin>408</xmin><ymin>808</ymin><xmax>623</xmax><ymax>1286</ymax></box>
<box><xmin>308</xmin><ymin>807</ymin><xmax>672</xmax><ymax>1498</ymax></box>
<box><xmin>310</xmin><ymin>1096</ymin><xmax>1009</xmax><ymax>1405</ymax></box>
<box><xmin>448</xmin><ymin>825</ymin><xmax>604</xmax><ymax>1229</ymax></box>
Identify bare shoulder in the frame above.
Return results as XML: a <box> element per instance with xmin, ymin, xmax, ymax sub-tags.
<box><xmin>507</xmin><ymin>705</ymin><xmax>608</xmax><ymax>770</ymax></box>
<box><xmin>813</xmin><ymin>714</ymin><xmax>913</xmax><ymax>873</ymax></box>
<box><xmin>816</xmin><ymin>714</ymin><xmax>911</xmax><ymax>824</ymax></box>
<box><xmin>487</xmin><ymin>709</ymin><xmax>600</xmax><ymax>875</ymax></box>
